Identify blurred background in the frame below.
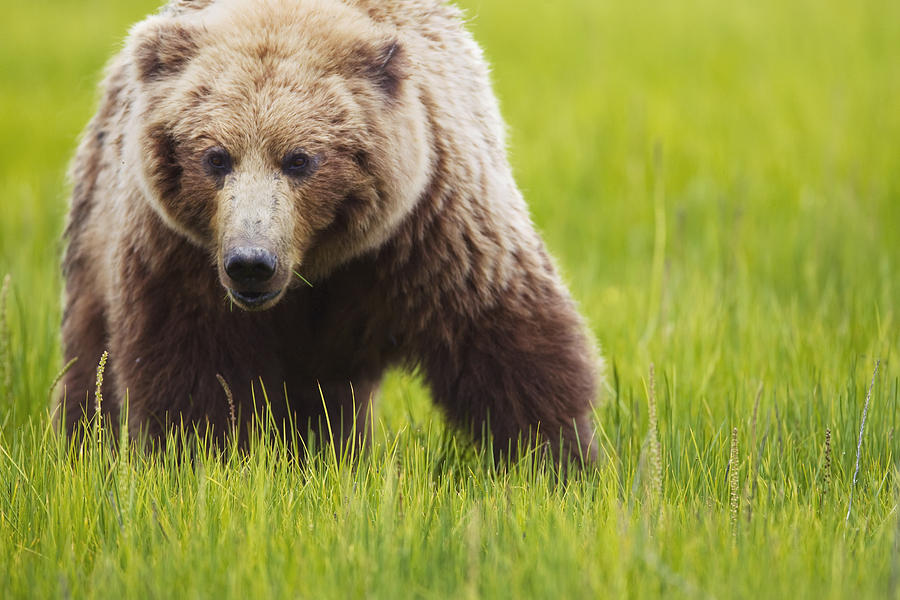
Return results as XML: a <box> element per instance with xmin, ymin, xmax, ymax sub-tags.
<box><xmin>0</xmin><ymin>0</ymin><xmax>897</xmax><ymax>429</ymax></box>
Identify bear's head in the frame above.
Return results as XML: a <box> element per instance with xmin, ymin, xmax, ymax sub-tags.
<box><xmin>125</xmin><ymin>0</ymin><xmax>431</xmax><ymax>310</ymax></box>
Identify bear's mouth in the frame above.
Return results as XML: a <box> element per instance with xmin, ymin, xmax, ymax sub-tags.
<box><xmin>228</xmin><ymin>288</ymin><xmax>283</xmax><ymax>311</ymax></box>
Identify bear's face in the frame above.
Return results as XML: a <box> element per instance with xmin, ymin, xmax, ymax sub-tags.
<box><xmin>126</xmin><ymin>0</ymin><xmax>428</xmax><ymax>310</ymax></box>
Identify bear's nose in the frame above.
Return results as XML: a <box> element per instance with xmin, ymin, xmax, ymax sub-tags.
<box><xmin>224</xmin><ymin>246</ymin><xmax>277</xmax><ymax>285</ymax></box>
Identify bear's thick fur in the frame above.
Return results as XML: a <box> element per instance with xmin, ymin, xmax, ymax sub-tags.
<box><xmin>58</xmin><ymin>0</ymin><xmax>601</xmax><ymax>462</ymax></box>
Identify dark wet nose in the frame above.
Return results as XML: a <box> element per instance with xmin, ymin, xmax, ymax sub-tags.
<box><xmin>224</xmin><ymin>247</ymin><xmax>277</xmax><ymax>286</ymax></box>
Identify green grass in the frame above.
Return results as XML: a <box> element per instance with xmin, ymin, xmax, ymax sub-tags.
<box><xmin>1</xmin><ymin>0</ymin><xmax>898</xmax><ymax>597</ymax></box>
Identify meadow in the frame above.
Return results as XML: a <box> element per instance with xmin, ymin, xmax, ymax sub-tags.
<box><xmin>0</xmin><ymin>0</ymin><xmax>898</xmax><ymax>597</ymax></box>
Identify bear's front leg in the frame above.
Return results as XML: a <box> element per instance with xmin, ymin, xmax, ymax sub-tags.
<box><xmin>105</xmin><ymin>294</ymin><xmax>244</xmax><ymax>443</ymax></box>
<box><xmin>58</xmin><ymin>275</ymin><xmax>118</xmax><ymax>434</ymax></box>
<box><xmin>419</xmin><ymin>275</ymin><xmax>599</xmax><ymax>465</ymax></box>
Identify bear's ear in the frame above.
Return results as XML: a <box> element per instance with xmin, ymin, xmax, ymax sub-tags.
<box><xmin>354</xmin><ymin>38</ymin><xmax>409</xmax><ymax>99</ymax></box>
<box><xmin>164</xmin><ymin>0</ymin><xmax>216</xmax><ymax>17</ymax></box>
<box><xmin>130</xmin><ymin>18</ymin><xmax>200</xmax><ymax>83</ymax></box>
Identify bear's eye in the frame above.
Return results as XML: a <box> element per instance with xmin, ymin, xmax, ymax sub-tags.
<box><xmin>204</xmin><ymin>147</ymin><xmax>232</xmax><ymax>175</ymax></box>
<box><xmin>282</xmin><ymin>151</ymin><xmax>315</xmax><ymax>178</ymax></box>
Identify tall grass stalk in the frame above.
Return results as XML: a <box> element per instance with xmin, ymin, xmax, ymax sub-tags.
<box><xmin>47</xmin><ymin>356</ymin><xmax>77</xmax><ymax>406</ymax></box>
<box><xmin>646</xmin><ymin>363</ymin><xmax>663</xmax><ymax>504</ymax></box>
<box><xmin>745</xmin><ymin>383</ymin><xmax>762</xmax><ymax>522</ymax></box>
<box><xmin>847</xmin><ymin>360</ymin><xmax>880</xmax><ymax>523</ymax></box>
<box><xmin>0</xmin><ymin>274</ymin><xmax>10</xmax><ymax>404</ymax></box>
<box><xmin>216</xmin><ymin>373</ymin><xmax>237</xmax><ymax>438</ymax></box>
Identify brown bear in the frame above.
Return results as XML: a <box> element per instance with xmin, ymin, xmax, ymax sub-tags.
<box><xmin>58</xmin><ymin>0</ymin><xmax>601</xmax><ymax>462</ymax></box>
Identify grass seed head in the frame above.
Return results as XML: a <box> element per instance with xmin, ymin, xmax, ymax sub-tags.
<box><xmin>216</xmin><ymin>373</ymin><xmax>237</xmax><ymax>437</ymax></box>
<box><xmin>729</xmin><ymin>427</ymin><xmax>740</xmax><ymax>539</ymax></box>
<box><xmin>94</xmin><ymin>351</ymin><xmax>108</xmax><ymax>446</ymax></box>
<box><xmin>94</xmin><ymin>351</ymin><xmax>108</xmax><ymax>417</ymax></box>
<box><xmin>821</xmin><ymin>427</ymin><xmax>832</xmax><ymax>505</ymax></box>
